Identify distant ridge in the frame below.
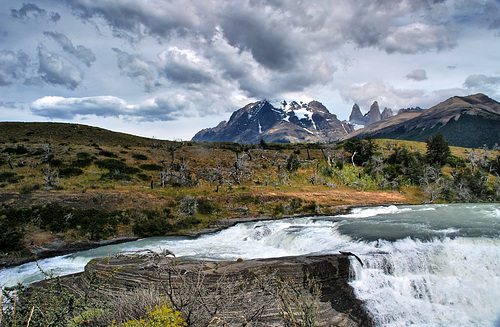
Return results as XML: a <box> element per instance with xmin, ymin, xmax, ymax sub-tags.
<box><xmin>346</xmin><ymin>93</ymin><xmax>500</xmax><ymax>148</ymax></box>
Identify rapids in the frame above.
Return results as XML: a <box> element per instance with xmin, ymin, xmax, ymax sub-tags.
<box><xmin>1</xmin><ymin>203</ymin><xmax>499</xmax><ymax>326</ymax></box>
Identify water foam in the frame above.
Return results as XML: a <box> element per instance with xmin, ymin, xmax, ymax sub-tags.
<box><xmin>349</xmin><ymin>237</ymin><xmax>500</xmax><ymax>326</ymax></box>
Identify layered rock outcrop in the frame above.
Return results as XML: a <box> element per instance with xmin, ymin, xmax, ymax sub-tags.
<box><xmin>62</xmin><ymin>253</ymin><xmax>371</xmax><ymax>326</ymax></box>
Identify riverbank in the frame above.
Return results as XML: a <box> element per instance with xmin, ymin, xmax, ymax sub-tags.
<box><xmin>0</xmin><ymin>187</ymin><xmax>414</xmax><ymax>268</ymax></box>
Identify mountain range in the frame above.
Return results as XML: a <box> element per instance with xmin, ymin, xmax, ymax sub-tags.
<box><xmin>192</xmin><ymin>100</ymin><xmax>353</xmax><ymax>144</ymax></box>
<box><xmin>192</xmin><ymin>93</ymin><xmax>500</xmax><ymax>148</ymax></box>
<box><xmin>347</xmin><ymin>93</ymin><xmax>500</xmax><ymax>148</ymax></box>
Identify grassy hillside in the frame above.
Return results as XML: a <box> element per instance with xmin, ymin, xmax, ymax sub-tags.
<box><xmin>0</xmin><ymin>122</ymin><xmax>155</xmax><ymax>146</ymax></box>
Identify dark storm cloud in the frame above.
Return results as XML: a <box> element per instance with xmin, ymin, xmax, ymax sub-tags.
<box><xmin>11</xmin><ymin>3</ymin><xmax>60</xmax><ymax>22</ymax></box>
<box><xmin>406</xmin><ymin>69</ymin><xmax>428</xmax><ymax>81</ymax></box>
<box><xmin>37</xmin><ymin>45</ymin><xmax>83</xmax><ymax>90</ymax></box>
<box><xmin>218</xmin><ymin>10</ymin><xmax>296</xmax><ymax>71</ymax></box>
<box><xmin>113</xmin><ymin>47</ymin><xmax>216</xmax><ymax>92</ymax></box>
<box><xmin>65</xmin><ymin>0</ymin><xmax>205</xmax><ymax>41</ymax></box>
<box><xmin>43</xmin><ymin>32</ymin><xmax>96</xmax><ymax>67</ymax></box>
<box><xmin>157</xmin><ymin>48</ymin><xmax>214</xmax><ymax>85</ymax></box>
<box><xmin>0</xmin><ymin>50</ymin><xmax>30</xmax><ymax>86</ymax></box>
<box><xmin>11</xmin><ymin>3</ymin><xmax>46</xmax><ymax>19</ymax></box>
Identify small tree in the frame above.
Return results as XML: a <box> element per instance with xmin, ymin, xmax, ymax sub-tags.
<box><xmin>426</xmin><ymin>133</ymin><xmax>450</xmax><ymax>166</ymax></box>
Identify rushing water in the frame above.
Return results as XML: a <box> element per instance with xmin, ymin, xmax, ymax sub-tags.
<box><xmin>1</xmin><ymin>203</ymin><xmax>499</xmax><ymax>326</ymax></box>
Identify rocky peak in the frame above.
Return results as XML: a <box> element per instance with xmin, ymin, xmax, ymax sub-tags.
<box><xmin>381</xmin><ymin>107</ymin><xmax>393</xmax><ymax>120</ymax></box>
<box><xmin>368</xmin><ymin>101</ymin><xmax>381</xmax><ymax>124</ymax></box>
<box><xmin>349</xmin><ymin>104</ymin><xmax>365</xmax><ymax>125</ymax></box>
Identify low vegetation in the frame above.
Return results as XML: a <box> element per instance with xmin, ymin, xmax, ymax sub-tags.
<box><xmin>1</xmin><ymin>122</ymin><xmax>499</xmax><ymax>325</ymax></box>
<box><xmin>0</xmin><ymin>124</ymin><xmax>499</xmax><ymax>259</ymax></box>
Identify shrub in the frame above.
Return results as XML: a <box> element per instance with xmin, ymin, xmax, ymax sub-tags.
<box><xmin>96</xmin><ymin>159</ymin><xmax>140</xmax><ymax>180</ymax></box>
<box><xmin>343</xmin><ymin>137</ymin><xmax>375</xmax><ymax>165</ymax></box>
<box><xmin>2</xmin><ymin>144</ymin><xmax>28</xmax><ymax>155</ymax></box>
<box><xmin>98</xmin><ymin>150</ymin><xmax>118</xmax><ymax>158</ymax></box>
<box><xmin>132</xmin><ymin>209</ymin><xmax>175</xmax><ymax>237</ymax></box>
<box><xmin>0</xmin><ymin>208</ymin><xmax>32</xmax><ymax>252</ymax></box>
<box><xmin>137</xmin><ymin>173</ymin><xmax>151</xmax><ymax>182</ymax></box>
<box><xmin>0</xmin><ymin>171</ymin><xmax>23</xmax><ymax>183</ymax></box>
<box><xmin>196</xmin><ymin>198</ymin><xmax>219</xmax><ymax>215</ymax></box>
<box><xmin>132</xmin><ymin>153</ymin><xmax>149</xmax><ymax>160</ymax></box>
<box><xmin>50</xmin><ymin>158</ymin><xmax>64</xmax><ymax>167</ymax></box>
<box><xmin>73</xmin><ymin>152</ymin><xmax>94</xmax><ymax>168</ymax></box>
<box><xmin>20</xmin><ymin>184</ymin><xmax>41</xmax><ymax>194</ymax></box>
<box><xmin>34</xmin><ymin>203</ymin><xmax>72</xmax><ymax>233</ymax></box>
<box><xmin>59</xmin><ymin>167</ymin><xmax>84</xmax><ymax>177</ymax></box>
<box><xmin>114</xmin><ymin>303</ymin><xmax>186</xmax><ymax>327</ymax></box>
<box><xmin>174</xmin><ymin>216</ymin><xmax>202</xmax><ymax>230</ymax></box>
<box><xmin>140</xmin><ymin>163</ymin><xmax>163</xmax><ymax>171</ymax></box>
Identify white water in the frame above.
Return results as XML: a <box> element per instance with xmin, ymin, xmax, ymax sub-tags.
<box><xmin>1</xmin><ymin>203</ymin><xmax>499</xmax><ymax>326</ymax></box>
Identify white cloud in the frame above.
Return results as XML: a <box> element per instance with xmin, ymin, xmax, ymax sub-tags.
<box><xmin>43</xmin><ymin>31</ymin><xmax>96</xmax><ymax>67</ymax></box>
<box><xmin>406</xmin><ymin>69</ymin><xmax>428</xmax><ymax>81</ymax></box>
<box><xmin>0</xmin><ymin>50</ymin><xmax>29</xmax><ymax>86</ymax></box>
<box><xmin>37</xmin><ymin>45</ymin><xmax>84</xmax><ymax>89</ymax></box>
<box><xmin>382</xmin><ymin>23</ymin><xmax>456</xmax><ymax>54</ymax></box>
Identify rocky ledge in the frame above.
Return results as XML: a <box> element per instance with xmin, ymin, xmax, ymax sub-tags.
<box><xmin>60</xmin><ymin>252</ymin><xmax>372</xmax><ymax>326</ymax></box>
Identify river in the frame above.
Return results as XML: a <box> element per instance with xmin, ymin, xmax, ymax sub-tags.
<box><xmin>1</xmin><ymin>203</ymin><xmax>499</xmax><ymax>326</ymax></box>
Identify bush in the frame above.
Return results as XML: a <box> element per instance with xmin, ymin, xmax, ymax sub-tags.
<box><xmin>59</xmin><ymin>167</ymin><xmax>84</xmax><ymax>177</ymax></box>
<box><xmin>20</xmin><ymin>184</ymin><xmax>41</xmax><ymax>194</ymax></box>
<box><xmin>98</xmin><ymin>150</ymin><xmax>118</xmax><ymax>158</ymax></box>
<box><xmin>196</xmin><ymin>198</ymin><xmax>218</xmax><ymax>215</ymax></box>
<box><xmin>34</xmin><ymin>203</ymin><xmax>72</xmax><ymax>233</ymax></box>
<box><xmin>174</xmin><ymin>216</ymin><xmax>202</xmax><ymax>230</ymax></box>
<box><xmin>0</xmin><ymin>207</ymin><xmax>32</xmax><ymax>252</ymax></box>
<box><xmin>133</xmin><ymin>209</ymin><xmax>175</xmax><ymax>237</ymax></box>
<box><xmin>73</xmin><ymin>152</ymin><xmax>94</xmax><ymax>168</ymax></box>
<box><xmin>2</xmin><ymin>144</ymin><xmax>28</xmax><ymax>155</ymax></box>
<box><xmin>140</xmin><ymin>164</ymin><xmax>163</xmax><ymax>171</ymax></box>
<box><xmin>137</xmin><ymin>173</ymin><xmax>151</xmax><ymax>182</ymax></box>
<box><xmin>114</xmin><ymin>303</ymin><xmax>186</xmax><ymax>327</ymax></box>
<box><xmin>132</xmin><ymin>153</ymin><xmax>149</xmax><ymax>161</ymax></box>
<box><xmin>0</xmin><ymin>171</ymin><xmax>23</xmax><ymax>183</ymax></box>
<box><xmin>96</xmin><ymin>159</ymin><xmax>140</xmax><ymax>180</ymax></box>
<box><xmin>286</xmin><ymin>153</ymin><xmax>300</xmax><ymax>172</ymax></box>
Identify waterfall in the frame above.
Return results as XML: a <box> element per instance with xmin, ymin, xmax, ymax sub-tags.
<box><xmin>349</xmin><ymin>237</ymin><xmax>500</xmax><ymax>326</ymax></box>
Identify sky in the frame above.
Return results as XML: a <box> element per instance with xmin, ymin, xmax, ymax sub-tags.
<box><xmin>1</xmin><ymin>0</ymin><xmax>499</xmax><ymax>141</ymax></box>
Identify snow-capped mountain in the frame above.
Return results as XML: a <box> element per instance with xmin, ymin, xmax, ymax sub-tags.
<box><xmin>192</xmin><ymin>100</ymin><xmax>353</xmax><ymax>143</ymax></box>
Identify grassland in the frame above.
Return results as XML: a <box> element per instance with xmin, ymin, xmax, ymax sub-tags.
<box><xmin>1</xmin><ymin>122</ymin><xmax>499</xmax><ymax>264</ymax></box>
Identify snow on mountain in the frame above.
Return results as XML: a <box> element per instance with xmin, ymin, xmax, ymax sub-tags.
<box><xmin>192</xmin><ymin>99</ymin><xmax>354</xmax><ymax>143</ymax></box>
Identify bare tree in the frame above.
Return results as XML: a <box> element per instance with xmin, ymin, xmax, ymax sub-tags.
<box><xmin>420</xmin><ymin>165</ymin><xmax>442</xmax><ymax>202</ymax></box>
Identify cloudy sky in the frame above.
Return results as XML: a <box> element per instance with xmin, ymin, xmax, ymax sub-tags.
<box><xmin>1</xmin><ymin>0</ymin><xmax>499</xmax><ymax>140</ymax></box>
